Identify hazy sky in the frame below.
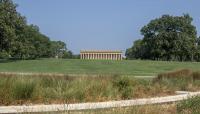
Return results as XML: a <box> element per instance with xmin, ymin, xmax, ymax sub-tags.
<box><xmin>13</xmin><ymin>0</ymin><xmax>200</xmax><ymax>54</ymax></box>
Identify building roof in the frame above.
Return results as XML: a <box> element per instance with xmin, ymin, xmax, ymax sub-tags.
<box><xmin>80</xmin><ymin>50</ymin><xmax>122</xmax><ymax>53</ymax></box>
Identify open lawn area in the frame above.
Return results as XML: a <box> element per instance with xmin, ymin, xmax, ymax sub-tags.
<box><xmin>0</xmin><ymin>59</ymin><xmax>200</xmax><ymax>76</ymax></box>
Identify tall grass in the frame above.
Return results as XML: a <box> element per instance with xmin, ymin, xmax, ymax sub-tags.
<box><xmin>0</xmin><ymin>69</ymin><xmax>200</xmax><ymax>106</ymax></box>
<box><xmin>156</xmin><ymin>69</ymin><xmax>200</xmax><ymax>80</ymax></box>
<box><xmin>63</xmin><ymin>104</ymin><xmax>176</xmax><ymax>114</ymax></box>
<box><xmin>177</xmin><ymin>96</ymin><xmax>200</xmax><ymax>114</ymax></box>
<box><xmin>0</xmin><ymin>74</ymin><xmax>169</xmax><ymax>105</ymax></box>
<box><xmin>0</xmin><ymin>75</ymin><xmax>121</xmax><ymax>105</ymax></box>
<box><xmin>12</xmin><ymin>78</ymin><xmax>35</xmax><ymax>99</ymax></box>
<box><xmin>154</xmin><ymin>69</ymin><xmax>200</xmax><ymax>91</ymax></box>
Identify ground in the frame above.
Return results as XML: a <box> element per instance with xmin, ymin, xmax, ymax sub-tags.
<box><xmin>0</xmin><ymin>59</ymin><xmax>200</xmax><ymax>113</ymax></box>
<box><xmin>0</xmin><ymin>59</ymin><xmax>200</xmax><ymax>76</ymax></box>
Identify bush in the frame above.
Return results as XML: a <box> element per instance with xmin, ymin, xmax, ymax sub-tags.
<box><xmin>0</xmin><ymin>51</ymin><xmax>9</xmax><ymax>59</ymax></box>
<box><xmin>177</xmin><ymin>96</ymin><xmax>200</xmax><ymax>114</ymax></box>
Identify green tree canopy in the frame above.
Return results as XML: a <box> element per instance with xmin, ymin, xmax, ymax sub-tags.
<box><xmin>126</xmin><ymin>14</ymin><xmax>198</xmax><ymax>61</ymax></box>
<box><xmin>125</xmin><ymin>39</ymin><xmax>144</xmax><ymax>59</ymax></box>
<box><xmin>0</xmin><ymin>0</ymin><xmax>72</xmax><ymax>59</ymax></box>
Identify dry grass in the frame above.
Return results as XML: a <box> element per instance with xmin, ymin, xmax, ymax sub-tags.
<box><xmin>0</xmin><ymin>70</ymin><xmax>200</xmax><ymax>106</ymax></box>
<box><xmin>156</xmin><ymin>69</ymin><xmax>200</xmax><ymax>80</ymax></box>
<box><xmin>153</xmin><ymin>69</ymin><xmax>200</xmax><ymax>92</ymax></box>
<box><xmin>59</xmin><ymin>104</ymin><xmax>177</xmax><ymax>114</ymax></box>
<box><xmin>0</xmin><ymin>73</ymin><xmax>174</xmax><ymax>106</ymax></box>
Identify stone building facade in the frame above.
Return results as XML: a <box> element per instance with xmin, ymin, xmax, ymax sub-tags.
<box><xmin>80</xmin><ymin>50</ymin><xmax>122</xmax><ymax>60</ymax></box>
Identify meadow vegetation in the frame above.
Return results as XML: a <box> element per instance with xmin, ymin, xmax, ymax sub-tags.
<box><xmin>0</xmin><ymin>69</ymin><xmax>200</xmax><ymax>106</ymax></box>
<box><xmin>0</xmin><ymin>74</ymin><xmax>162</xmax><ymax>105</ymax></box>
<box><xmin>155</xmin><ymin>69</ymin><xmax>200</xmax><ymax>91</ymax></box>
<box><xmin>66</xmin><ymin>104</ymin><xmax>176</xmax><ymax>114</ymax></box>
<box><xmin>177</xmin><ymin>96</ymin><xmax>200</xmax><ymax>114</ymax></box>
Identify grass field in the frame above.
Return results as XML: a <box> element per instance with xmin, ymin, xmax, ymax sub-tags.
<box><xmin>0</xmin><ymin>59</ymin><xmax>200</xmax><ymax>76</ymax></box>
<box><xmin>1</xmin><ymin>60</ymin><xmax>200</xmax><ymax>113</ymax></box>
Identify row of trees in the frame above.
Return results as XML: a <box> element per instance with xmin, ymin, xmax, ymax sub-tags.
<box><xmin>126</xmin><ymin>14</ymin><xmax>200</xmax><ymax>61</ymax></box>
<box><xmin>0</xmin><ymin>0</ymin><xmax>73</xmax><ymax>59</ymax></box>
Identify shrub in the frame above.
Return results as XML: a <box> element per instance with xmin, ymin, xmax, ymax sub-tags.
<box><xmin>177</xmin><ymin>96</ymin><xmax>200</xmax><ymax>114</ymax></box>
<box><xmin>0</xmin><ymin>50</ymin><xmax>9</xmax><ymax>59</ymax></box>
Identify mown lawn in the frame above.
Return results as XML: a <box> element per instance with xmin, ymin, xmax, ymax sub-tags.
<box><xmin>0</xmin><ymin>59</ymin><xmax>200</xmax><ymax>76</ymax></box>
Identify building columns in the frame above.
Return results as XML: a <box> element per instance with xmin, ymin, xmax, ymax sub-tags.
<box><xmin>80</xmin><ymin>51</ymin><xmax>122</xmax><ymax>60</ymax></box>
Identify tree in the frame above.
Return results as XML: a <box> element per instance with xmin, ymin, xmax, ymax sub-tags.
<box><xmin>197</xmin><ymin>36</ymin><xmax>200</xmax><ymax>45</ymax></box>
<box><xmin>127</xmin><ymin>14</ymin><xmax>198</xmax><ymax>61</ymax></box>
<box><xmin>0</xmin><ymin>0</ymin><xmax>20</xmax><ymax>57</ymax></box>
<box><xmin>195</xmin><ymin>36</ymin><xmax>200</xmax><ymax>61</ymax></box>
<box><xmin>63</xmin><ymin>50</ymin><xmax>73</xmax><ymax>59</ymax></box>
<box><xmin>50</xmin><ymin>41</ymin><xmax>67</xmax><ymax>58</ymax></box>
<box><xmin>126</xmin><ymin>39</ymin><xmax>144</xmax><ymax>59</ymax></box>
<box><xmin>0</xmin><ymin>0</ymin><xmax>72</xmax><ymax>59</ymax></box>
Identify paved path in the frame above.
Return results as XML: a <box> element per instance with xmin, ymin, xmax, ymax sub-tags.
<box><xmin>0</xmin><ymin>91</ymin><xmax>200</xmax><ymax>113</ymax></box>
<box><xmin>0</xmin><ymin>72</ymin><xmax>155</xmax><ymax>78</ymax></box>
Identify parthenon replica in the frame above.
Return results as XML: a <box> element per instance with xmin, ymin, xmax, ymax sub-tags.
<box><xmin>80</xmin><ymin>50</ymin><xmax>123</xmax><ymax>60</ymax></box>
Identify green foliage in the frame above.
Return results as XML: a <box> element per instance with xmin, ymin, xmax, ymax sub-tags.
<box><xmin>0</xmin><ymin>0</ymin><xmax>72</xmax><ymax>60</ymax></box>
<box><xmin>0</xmin><ymin>50</ymin><xmax>9</xmax><ymax>59</ymax></box>
<box><xmin>62</xmin><ymin>51</ymin><xmax>73</xmax><ymax>59</ymax></box>
<box><xmin>126</xmin><ymin>14</ymin><xmax>198</xmax><ymax>61</ymax></box>
<box><xmin>126</xmin><ymin>39</ymin><xmax>144</xmax><ymax>59</ymax></box>
<box><xmin>177</xmin><ymin>96</ymin><xmax>200</xmax><ymax>114</ymax></box>
<box><xmin>50</xmin><ymin>41</ymin><xmax>68</xmax><ymax>58</ymax></box>
<box><xmin>195</xmin><ymin>36</ymin><xmax>200</xmax><ymax>61</ymax></box>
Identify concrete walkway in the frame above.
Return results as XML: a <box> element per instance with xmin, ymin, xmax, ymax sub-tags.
<box><xmin>0</xmin><ymin>72</ymin><xmax>156</xmax><ymax>78</ymax></box>
<box><xmin>0</xmin><ymin>91</ymin><xmax>200</xmax><ymax>113</ymax></box>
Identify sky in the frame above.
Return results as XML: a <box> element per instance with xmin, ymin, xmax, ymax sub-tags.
<box><xmin>13</xmin><ymin>0</ymin><xmax>200</xmax><ymax>54</ymax></box>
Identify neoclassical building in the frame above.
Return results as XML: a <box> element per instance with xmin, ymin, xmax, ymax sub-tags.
<box><xmin>80</xmin><ymin>50</ymin><xmax>123</xmax><ymax>60</ymax></box>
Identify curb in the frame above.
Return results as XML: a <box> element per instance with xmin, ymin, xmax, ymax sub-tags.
<box><xmin>0</xmin><ymin>92</ymin><xmax>200</xmax><ymax>113</ymax></box>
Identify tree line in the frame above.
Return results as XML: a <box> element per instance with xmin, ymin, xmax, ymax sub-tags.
<box><xmin>0</xmin><ymin>0</ymin><xmax>73</xmax><ymax>59</ymax></box>
<box><xmin>126</xmin><ymin>14</ymin><xmax>200</xmax><ymax>61</ymax></box>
